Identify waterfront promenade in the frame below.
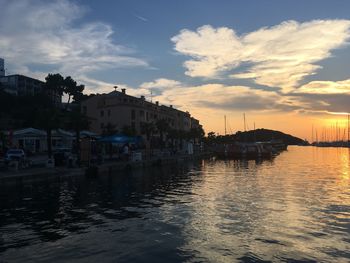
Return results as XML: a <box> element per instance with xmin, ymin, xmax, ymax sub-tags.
<box><xmin>0</xmin><ymin>151</ymin><xmax>210</xmax><ymax>184</ymax></box>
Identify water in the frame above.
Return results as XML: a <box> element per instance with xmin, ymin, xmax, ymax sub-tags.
<box><xmin>0</xmin><ymin>146</ymin><xmax>349</xmax><ymax>262</ymax></box>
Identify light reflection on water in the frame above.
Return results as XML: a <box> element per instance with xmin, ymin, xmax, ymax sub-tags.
<box><xmin>0</xmin><ymin>146</ymin><xmax>349</xmax><ymax>262</ymax></box>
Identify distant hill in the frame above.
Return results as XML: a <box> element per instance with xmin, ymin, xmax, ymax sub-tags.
<box><xmin>233</xmin><ymin>128</ymin><xmax>306</xmax><ymax>145</ymax></box>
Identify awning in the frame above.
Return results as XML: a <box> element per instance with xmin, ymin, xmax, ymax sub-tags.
<box><xmin>98</xmin><ymin>134</ymin><xmax>143</xmax><ymax>144</ymax></box>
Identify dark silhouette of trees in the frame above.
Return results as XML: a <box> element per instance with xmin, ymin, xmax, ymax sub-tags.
<box><xmin>63</xmin><ymin>76</ymin><xmax>77</xmax><ymax>106</ymax></box>
<box><xmin>188</xmin><ymin>127</ymin><xmax>205</xmax><ymax>143</ymax></box>
<box><xmin>155</xmin><ymin>119</ymin><xmax>169</xmax><ymax>148</ymax></box>
<box><xmin>45</xmin><ymin>73</ymin><xmax>65</xmax><ymax>97</ymax></box>
<box><xmin>72</xmin><ymin>84</ymin><xmax>85</xmax><ymax>103</ymax></box>
<box><xmin>65</xmin><ymin>106</ymin><xmax>90</xmax><ymax>166</ymax></box>
<box><xmin>0</xmin><ymin>131</ymin><xmax>6</xmax><ymax>153</ymax></box>
<box><xmin>122</xmin><ymin>125</ymin><xmax>136</xmax><ymax>137</ymax></box>
<box><xmin>35</xmin><ymin>107</ymin><xmax>61</xmax><ymax>159</ymax></box>
<box><xmin>63</xmin><ymin>76</ymin><xmax>85</xmax><ymax>107</ymax></box>
<box><xmin>102</xmin><ymin>123</ymin><xmax>118</xmax><ymax>136</ymax></box>
<box><xmin>140</xmin><ymin>122</ymin><xmax>155</xmax><ymax>141</ymax></box>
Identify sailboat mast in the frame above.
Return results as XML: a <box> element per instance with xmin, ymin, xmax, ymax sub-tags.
<box><xmin>348</xmin><ymin>114</ymin><xmax>350</xmax><ymax>146</ymax></box>
<box><xmin>224</xmin><ymin>115</ymin><xmax>227</xmax><ymax>135</ymax></box>
<box><xmin>243</xmin><ymin>113</ymin><xmax>246</xmax><ymax>132</ymax></box>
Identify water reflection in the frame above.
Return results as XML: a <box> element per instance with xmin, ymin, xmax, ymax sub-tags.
<box><xmin>0</xmin><ymin>146</ymin><xmax>349</xmax><ymax>262</ymax></box>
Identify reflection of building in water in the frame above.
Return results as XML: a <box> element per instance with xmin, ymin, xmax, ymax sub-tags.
<box><xmin>81</xmin><ymin>88</ymin><xmax>202</xmax><ymax>135</ymax></box>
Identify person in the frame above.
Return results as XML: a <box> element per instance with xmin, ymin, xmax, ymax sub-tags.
<box><xmin>122</xmin><ymin>143</ymin><xmax>129</xmax><ymax>161</ymax></box>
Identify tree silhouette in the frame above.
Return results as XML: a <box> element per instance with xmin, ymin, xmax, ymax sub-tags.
<box><xmin>45</xmin><ymin>73</ymin><xmax>64</xmax><ymax>96</ymax></box>
<box><xmin>36</xmin><ymin>107</ymin><xmax>61</xmax><ymax>159</ymax></box>
<box><xmin>65</xmin><ymin>106</ymin><xmax>90</xmax><ymax>166</ymax></box>
<box><xmin>122</xmin><ymin>125</ymin><xmax>136</xmax><ymax>137</ymax></box>
<box><xmin>63</xmin><ymin>76</ymin><xmax>77</xmax><ymax>106</ymax></box>
<box><xmin>102</xmin><ymin>122</ymin><xmax>118</xmax><ymax>136</ymax></box>
<box><xmin>188</xmin><ymin>127</ymin><xmax>205</xmax><ymax>143</ymax></box>
<box><xmin>63</xmin><ymin>76</ymin><xmax>85</xmax><ymax>108</ymax></box>
<box><xmin>140</xmin><ymin>122</ymin><xmax>155</xmax><ymax>141</ymax></box>
<box><xmin>0</xmin><ymin>131</ymin><xmax>6</xmax><ymax>153</ymax></box>
<box><xmin>155</xmin><ymin>119</ymin><xmax>169</xmax><ymax>149</ymax></box>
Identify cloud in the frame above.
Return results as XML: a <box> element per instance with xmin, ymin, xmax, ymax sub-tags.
<box><xmin>140</xmin><ymin>78</ymin><xmax>182</xmax><ymax>89</ymax></box>
<box><xmin>295</xmin><ymin>79</ymin><xmax>350</xmax><ymax>94</ymax></box>
<box><xmin>149</xmin><ymin>82</ymin><xmax>307</xmax><ymax>113</ymax></box>
<box><xmin>133</xmin><ymin>13</ymin><xmax>148</xmax><ymax>22</ymax></box>
<box><xmin>0</xmin><ymin>0</ymin><xmax>148</xmax><ymax>91</ymax></box>
<box><xmin>172</xmin><ymin>20</ymin><xmax>350</xmax><ymax>91</ymax></box>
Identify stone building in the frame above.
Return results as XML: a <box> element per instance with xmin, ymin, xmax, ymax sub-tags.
<box><xmin>81</xmin><ymin>88</ymin><xmax>199</xmax><ymax>135</ymax></box>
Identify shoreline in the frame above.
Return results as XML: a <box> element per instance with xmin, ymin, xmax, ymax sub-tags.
<box><xmin>0</xmin><ymin>153</ymin><xmax>211</xmax><ymax>185</ymax></box>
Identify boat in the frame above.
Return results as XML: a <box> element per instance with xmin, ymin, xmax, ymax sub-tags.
<box><xmin>215</xmin><ymin>142</ymin><xmax>273</xmax><ymax>159</ymax></box>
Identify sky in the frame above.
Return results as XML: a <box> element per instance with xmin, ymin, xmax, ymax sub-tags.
<box><xmin>1</xmin><ymin>0</ymin><xmax>350</xmax><ymax>141</ymax></box>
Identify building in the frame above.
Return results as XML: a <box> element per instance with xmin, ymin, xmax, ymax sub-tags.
<box><xmin>4</xmin><ymin>128</ymin><xmax>97</xmax><ymax>153</ymax></box>
<box><xmin>0</xmin><ymin>59</ymin><xmax>62</xmax><ymax>106</ymax></box>
<box><xmin>81</xmin><ymin>88</ymin><xmax>200</xmax><ymax>135</ymax></box>
<box><xmin>0</xmin><ymin>74</ymin><xmax>62</xmax><ymax>106</ymax></box>
<box><xmin>5</xmin><ymin>128</ymin><xmax>73</xmax><ymax>153</ymax></box>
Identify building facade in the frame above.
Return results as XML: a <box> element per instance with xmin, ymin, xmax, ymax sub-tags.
<box><xmin>0</xmin><ymin>74</ymin><xmax>62</xmax><ymax>106</ymax></box>
<box><xmin>5</xmin><ymin>128</ymin><xmax>97</xmax><ymax>153</ymax></box>
<box><xmin>81</xmin><ymin>88</ymin><xmax>200</xmax><ymax>135</ymax></box>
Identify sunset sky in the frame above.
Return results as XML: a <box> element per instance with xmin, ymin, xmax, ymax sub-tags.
<box><xmin>1</xmin><ymin>0</ymin><xmax>350</xmax><ymax>140</ymax></box>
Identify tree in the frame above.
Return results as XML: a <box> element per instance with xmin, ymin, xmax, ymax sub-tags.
<box><xmin>63</xmin><ymin>76</ymin><xmax>77</xmax><ymax>106</ymax></box>
<box><xmin>0</xmin><ymin>131</ymin><xmax>6</xmax><ymax>153</ymax></box>
<box><xmin>167</xmin><ymin>128</ymin><xmax>182</xmax><ymax>151</ymax></box>
<box><xmin>102</xmin><ymin>122</ymin><xmax>118</xmax><ymax>136</ymax></box>
<box><xmin>63</xmin><ymin>76</ymin><xmax>85</xmax><ymax>107</ymax></box>
<box><xmin>122</xmin><ymin>125</ymin><xmax>136</xmax><ymax>137</ymax></box>
<box><xmin>206</xmin><ymin>131</ymin><xmax>217</xmax><ymax>145</ymax></box>
<box><xmin>188</xmin><ymin>127</ymin><xmax>205</xmax><ymax>143</ymax></box>
<box><xmin>140</xmin><ymin>122</ymin><xmax>155</xmax><ymax>141</ymax></box>
<box><xmin>155</xmin><ymin>119</ymin><xmax>169</xmax><ymax>148</ymax></box>
<box><xmin>72</xmin><ymin>84</ymin><xmax>85</xmax><ymax>103</ymax></box>
<box><xmin>45</xmin><ymin>73</ymin><xmax>65</xmax><ymax>96</ymax></box>
<box><xmin>36</xmin><ymin>107</ymin><xmax>61</xmax><ymax>159</ymax></box>
<box><xmin>65</xmin><ymin>105</ymin><xmax>90</xmax><ymax>165</ymax></box>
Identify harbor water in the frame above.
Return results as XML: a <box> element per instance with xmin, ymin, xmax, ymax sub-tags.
<box><xmin>0</xmin><ymin>146</ymin><xmax>349</xmax><ymax>262</ymax></box>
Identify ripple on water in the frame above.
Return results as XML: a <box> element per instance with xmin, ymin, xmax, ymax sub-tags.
<box><xmin>0</xmin><ymin>146</ymin><xmax>349</xmax><ymax>262</ymax></box>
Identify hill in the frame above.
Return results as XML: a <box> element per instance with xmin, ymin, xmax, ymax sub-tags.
<box><xmin>233</xmin><ymin>128</ymin><xmax>306</xmax><ymax>145</ymax></box>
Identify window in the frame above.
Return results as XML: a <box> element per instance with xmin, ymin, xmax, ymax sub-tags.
<box><xmin>131</xmin><ymin>109</ymin><xmax>135</xmax><ymax>120</ymax></box>
<box><xmin>139</xmin><ymin>110</ymin><xmax>144</xmax><ymax>118</ymax></box>
<box><xmin>100</xmin><ymin>110</ymin><xmax>104</xmax><ymax>117</ymax></box>
<box><xmin>108</xmin><ymin>109</ymin><xmax>111</xmax><ymax>116</ymax></box>
<box><xmin>100</xmin><ymin>123</ymin><xmax>104</xmax><ymax>128</ymax></box>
